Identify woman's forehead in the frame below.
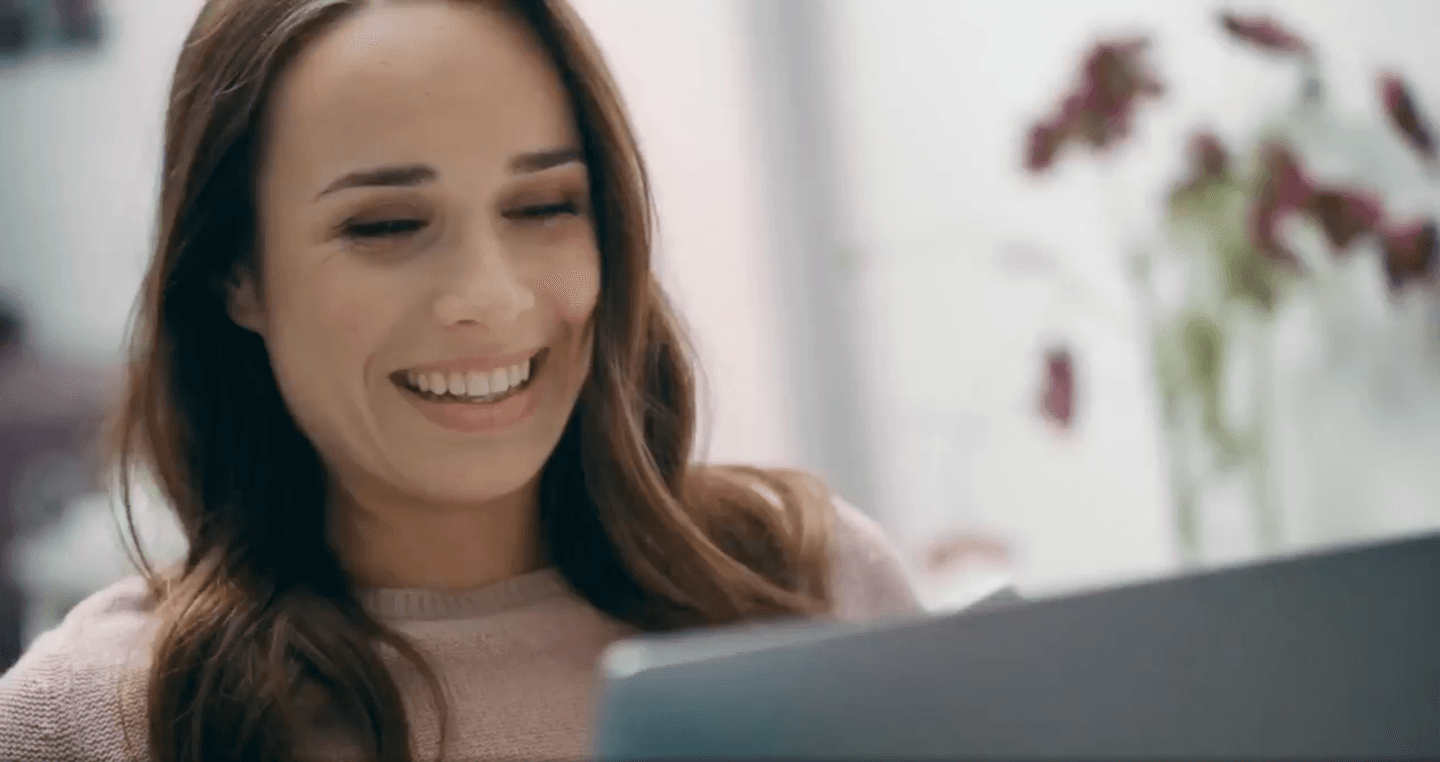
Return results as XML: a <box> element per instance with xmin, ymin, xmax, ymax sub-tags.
<box><xmin>262</xmin><ymin>0</ymin><xmax>578</xmax><ymax>197</ymax></box>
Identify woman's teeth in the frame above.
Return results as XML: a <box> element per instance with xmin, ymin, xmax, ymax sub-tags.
<box><xmin>405</xmin><ymin>357</ymin><xmax>533</xmax><ymax>403</ymax></box>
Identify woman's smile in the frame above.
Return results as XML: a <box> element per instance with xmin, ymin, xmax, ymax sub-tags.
<box><xmin>391</xmin><ymin>347</ymin><xmax>549</xmax><ymax>433</ymax></box>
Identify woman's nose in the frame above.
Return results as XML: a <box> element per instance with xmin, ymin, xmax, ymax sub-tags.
<box><xmin>432</xmin><ymin>237</ymin><xmax>536</xmax><ymax>329</ymax></box>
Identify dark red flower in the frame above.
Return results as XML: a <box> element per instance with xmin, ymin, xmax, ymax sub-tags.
<box><xmin>1218</xmin><ymin>12</ymin><xmax>1311</xmax><ymax>55</ymax></box>
<box><xmin>1023</xmin><ymin>37</ymin><xmax>1163</xmax><ymax>174</ymax></box>
<box><xmin>1190</xmin><ymin>132</ymin><xmax>1229</xmax><ymax>179</ymax></box>
<box><xmin>1301</xmin><ymin>187</ymin><xmax>1385</xmax><ymax>253</ymax></box>
<box><xmin>1072</xmin><ymin>38</ymin><xmax>1163</xmax><ymax>148</ymax></box>
<box><xmin>1039</xmin><ymin>346</ymin><xmax>1076</xmax><ymax>430</ymax></box>
<box><xmin>1247</xmin><ymin>141</ymin><xmax>1432</xmax><ymax>290</ymax></box>
<box><xmin>1025</xmin><ymin>121</ymin><xmax>1064</xmax><ymax>173</ymax></box>
<box><xmin>1249</xmin><ymin>143</ymin><xmax>1315</xmax><ymax>267</ymax></box>
<box><xmin>1379</xmin><ymin>72</ymin><xmax>1436</xmax><ymax>162</ymax></box>
<box><xmin>1381</xmin><ymin>219</ymin><xmax>1438</xmax><ymax>293</ymax></box>
<box><xmin>1172</xmin><ymin>130</ymin><xmax>1230</xmax><ymax>198</ymax></box>
<box><xmin>1250</xmin><ymin>144</ymin><xmax>1397</xmax><ymax>267</ymax></box>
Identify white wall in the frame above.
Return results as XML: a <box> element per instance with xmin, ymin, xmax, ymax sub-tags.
<box><xmin>568</xmin><ymin>0</ymin><xmax>799</xmax><ymax>468</ymax></box>
<box><xmin>830</xmin><ymin>0</ymin><xmax>1440</xmax><ymax>596</ymax></box>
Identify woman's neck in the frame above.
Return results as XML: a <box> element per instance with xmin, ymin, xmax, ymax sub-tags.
<box><xmin>330</xmin><ymin>480</ymin><xmax>544</xmax><ymax>592</ymax></box>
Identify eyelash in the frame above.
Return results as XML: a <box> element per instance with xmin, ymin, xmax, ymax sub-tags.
<box><xmin>342</xmin><ymin>219</ymin><xmax>424</xmax><ymax>239</ymax></box>
<box><xmin>507</xmin><ymin>200</ymin><xmax>583</xmax><ymax>222</ymax></box>
<box><xmin>340</xmin><ymin>201</ymin><xmax>584</xmax><ymax>240</ymax></box>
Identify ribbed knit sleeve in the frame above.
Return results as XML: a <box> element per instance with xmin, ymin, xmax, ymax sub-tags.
<box><xmin>828</xmin><ymin>496</ymin><xmax>926</xmax><ymax>620</ymax></box>
<box><xmin>0</xmin><ymin>576</ymin><xmax>154</xmax><ymax>762</ymax></box>
<box><xmin>0</xmin><ymin>627</ymin><xmax>75</xmax><ymax>762</ymax></box>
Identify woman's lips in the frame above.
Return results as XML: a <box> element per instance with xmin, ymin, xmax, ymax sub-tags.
<box><xmin>395</xmin><ymin>349</ymin><xmax>548</xmax><ymax>434</ymax></box>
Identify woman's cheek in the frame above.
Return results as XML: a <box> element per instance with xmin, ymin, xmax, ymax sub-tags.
<box><xmin>539</xmin><ymin>257</ymin><xmax>601</xmax><ymax>322</ymax></box>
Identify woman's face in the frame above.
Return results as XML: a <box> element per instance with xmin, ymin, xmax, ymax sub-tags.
<box><xmin>233</xmin><ymin>0</ymin><xmax>600</xmax><ymax>511</ymax></box>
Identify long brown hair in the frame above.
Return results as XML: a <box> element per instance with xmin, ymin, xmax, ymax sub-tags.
<box><xmin>113</xmin><ymin>1</ymin><xmax>836</xmax><ymax>760</ymax></box>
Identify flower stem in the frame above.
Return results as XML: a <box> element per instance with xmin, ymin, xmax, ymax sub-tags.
<box><xmin>1248</xmin><ymin>316</ymin><xmax>1284</xmax><ymax>552</ymax></box>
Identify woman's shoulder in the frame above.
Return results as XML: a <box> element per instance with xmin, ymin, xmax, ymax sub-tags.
<box><xmin>733</xmin><ymin>464</ymin><xmax>924</xmax><ymax>620</ymax></box>
<box><xmin>826</xmin><ymin>494</ymin><xmax>926</xmax><ymax>620</ymax></box>
<box><xmin>9</xmin><ymin>574</ymin><xmax>160</xmax><ymax>673</ymax></box>
<box><xmin>0</xmin><ymin>575</ymin><xmax>157</xmax><ymax>761</ymax></box>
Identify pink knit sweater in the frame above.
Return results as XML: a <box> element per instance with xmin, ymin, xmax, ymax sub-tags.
<box><xmin>0</xmin><ymin>498</ymin><xmax>921</xmax><ymax>761</ymax></box>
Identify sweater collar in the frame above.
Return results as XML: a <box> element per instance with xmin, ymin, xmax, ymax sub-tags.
<box><xmin>356</xmin><ymin>566</ymin><xmax>571</xmax><ymax>622</ymax></box>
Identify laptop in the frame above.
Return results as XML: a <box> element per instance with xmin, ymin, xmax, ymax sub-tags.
<box><xmin>594</xmin><ymin>532</ymin><xmax>1440</xmax><ymax>760</ymax></box>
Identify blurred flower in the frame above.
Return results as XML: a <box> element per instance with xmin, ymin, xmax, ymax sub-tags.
<box><xmin>1189</xmin><ymin>132</ymin><xmax>1229</xmax><ymax>181</ymax></box>
<box><xmin>1072</xmin><ymin>37</ymin><xmax>1165</xmax><ymax>148</ymax></box>
<box><xmin>1379</xmin><ymin>72</ymin><xmax>1436</xmax><ymax>163</ymax></box>
<box><xmin>1250</xmin><ymin>143</ymin><xmax>1315</xmax><ymax>267</ymax></box>
<box><xmin>1039</xmin><ymin>345</ymin><xmax>1076</xmax><ymax>430</ymax></box>
<box><xmin>1381</xmin><ymin>219</ymin><xmax>1438</xmax><ymax>293</ymax></box>
<box><xmin>1302</xmin><ymin>187</ymin><xmax>1385</xmax><ymax>253</ymax></box>
<box><xmin>1172</xmin><ymin>130</ymin><xmax>1231</xmax><ymax>199</ymax></box>
<box><xmin>1024</xmin><ymin>122</ymin><xmax>1065</xmax><ymax>174</ymax></box>
<box><xmin>1024</xmin><ymin>37</ymin><xmax>1163</xmax><ymax>173</ymax></box>
<box><xmin>1248</xmin><ymin>142</ymin><xmax>1435</xmax><ymax>295</ymax></box>
<box><xmin>1251</xmin><ymin>143</ymin><xmax>1396</xmax><ymax>267</ymax></box>
<box><xmin>1218</xmin><ymin>11</ymin><xmax>1311</xmax><ymax>55</ymax></box>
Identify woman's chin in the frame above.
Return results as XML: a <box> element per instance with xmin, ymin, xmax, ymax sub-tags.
<box><xmin>387</xmin><ymin>464</ymin><xmax>543</xmax><ymax>512</ymax></box>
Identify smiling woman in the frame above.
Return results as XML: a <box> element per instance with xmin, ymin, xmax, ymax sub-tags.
<box><xmin>0</xmin><ymin>2</ymin><xmax>920</xmax><ymax>761</ymax></box>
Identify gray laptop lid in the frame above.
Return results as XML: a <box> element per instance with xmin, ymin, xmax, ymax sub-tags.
<box><xmin>594</xmin><ymin>532</ymin><xmax>1440</xmax><ymax>760</ymax></box>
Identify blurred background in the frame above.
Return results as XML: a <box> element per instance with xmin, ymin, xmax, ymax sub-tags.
<box><xmin>3</xmin><ymin>0</ymin><xmax>1439</xmax><ymax>671</ymax></box>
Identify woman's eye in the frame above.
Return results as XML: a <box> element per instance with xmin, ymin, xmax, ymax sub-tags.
<box><xmin>342</xmin><ymin>219</ymin><xmax>426</xmax><ymax>239</ymax></box>
<box><xmin>504</xmin><ymin>201</ymin><xmax>583</xmax><ymax>223</ymax></box>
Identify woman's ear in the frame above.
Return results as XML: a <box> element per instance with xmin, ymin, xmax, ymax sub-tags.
<box><xmin>225</xmin><ymin>266</ymin><xmax>268</xmax><ymax>336</ymax></box>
